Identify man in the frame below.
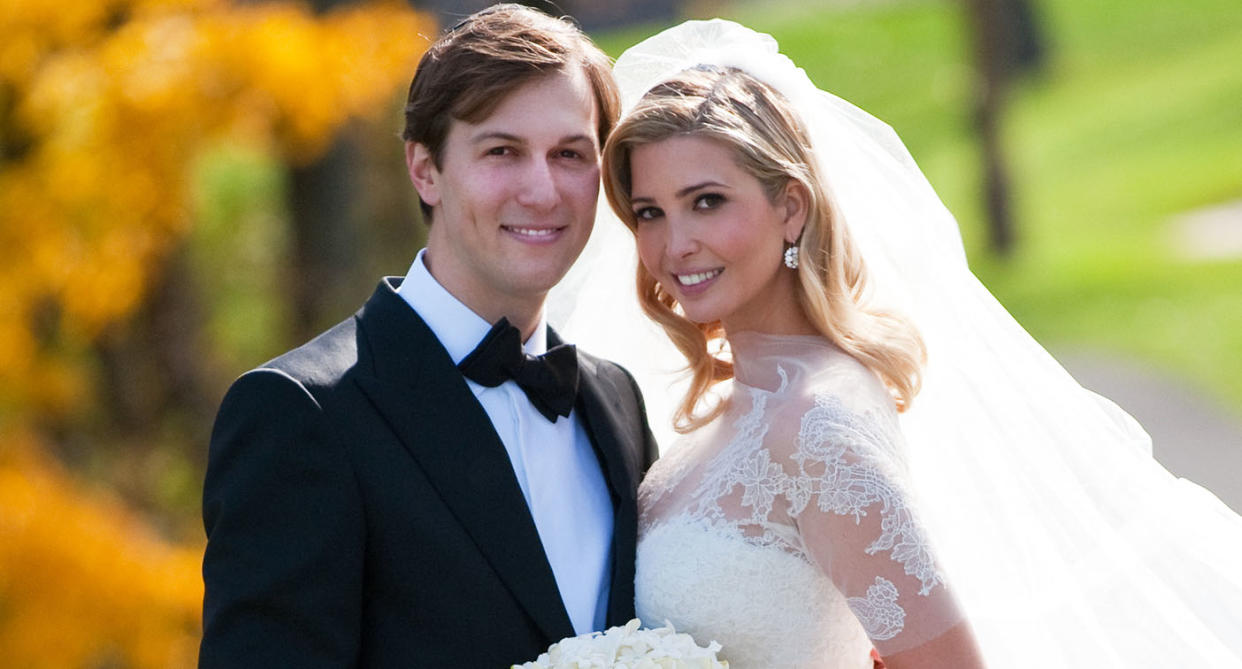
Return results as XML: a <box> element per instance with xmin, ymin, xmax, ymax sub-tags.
<box><xmin>199</xmin><ymin>5</ymin><xmax>659</xmax><ymax>666</ymax></box>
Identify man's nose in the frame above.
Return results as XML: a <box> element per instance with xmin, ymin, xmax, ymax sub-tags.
<box><xmin>515</xmin><ymin>158</ymin><xmax>560</xmax><ymax>210</ymax></box>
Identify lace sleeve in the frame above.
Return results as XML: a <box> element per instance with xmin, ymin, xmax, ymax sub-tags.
<box><xmin>782</xmin><ymin>391</ymin><xmax>967</xmax><ymax>656</ymax></box>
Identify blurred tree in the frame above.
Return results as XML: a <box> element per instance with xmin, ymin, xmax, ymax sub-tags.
<box><xmin>1</xmin><ymin>430</ymin><xmax>202</xmax><ymax>667</ymax></box>
<box><xmin>0</xmin><ymin>0</ymin><xmax>433</xmax><ymax>664</ymax></box>
<box><xmin>964</xmin><ymin>0</ymin><xmax>1046</xmax><ymax>256</ymax></box>
<box><xmin>286</xmin><ymin>0</ymin><xmax>428</xmax><ymax>342</ymax></box>
<box><xmin>289</xmin><ymin>0</ymin><xmax>367</xmax><ymax>341</ymax></box>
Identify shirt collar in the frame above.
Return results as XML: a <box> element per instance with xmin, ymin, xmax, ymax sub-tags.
<box><xmin>396</xmin><ymin>248</ymin><xmax>547</xmax><ymax>365</ymax></box>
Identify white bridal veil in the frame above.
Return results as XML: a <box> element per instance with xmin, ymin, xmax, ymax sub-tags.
<box><xmin>550</xmin><ymin>19</ymin><xmax>1242</xmax><ymax>667</ymax></box>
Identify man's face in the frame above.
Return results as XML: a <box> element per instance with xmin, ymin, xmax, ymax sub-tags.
<box><xmin>408</xmin><ymin>68</ymin><xmax>601</xmax><ymax>316</ymax></box>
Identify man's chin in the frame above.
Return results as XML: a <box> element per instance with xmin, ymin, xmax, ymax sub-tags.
<box><xmin>494</xmin><ymin>261</ymin><xmax>571</xmax><ymax>295</ymax></box>
<box><xmin>505</xmin><ymin>248</ymin><xmax>588</xmax><ymax>286</ymax></box>
<box><xmin>508</xmin><ymin>270</ymin><xmax>574</xmax><ymax>298</ymax></box>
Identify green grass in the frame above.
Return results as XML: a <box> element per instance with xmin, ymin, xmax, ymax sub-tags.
<box><xmin>594</xmin><ymin>0</ymin><xmax>1242</xmax><ymax>411</ymax></box>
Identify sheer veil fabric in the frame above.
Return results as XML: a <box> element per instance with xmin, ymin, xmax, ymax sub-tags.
<box><xmin>549</xmin><ymin>19</ymin><xmax>1242</xmax><ymax>667</ymax></box>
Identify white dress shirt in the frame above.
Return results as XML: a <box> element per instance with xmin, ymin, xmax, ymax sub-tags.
<box><xmin>396</xmin><ymin>249</ymin><xmax>614</xmax><ymax>635</ymax></box>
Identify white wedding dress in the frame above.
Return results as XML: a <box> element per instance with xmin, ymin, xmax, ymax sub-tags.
<box><xmin>635</xmin><ymin>333</ymin><xmax>966</xmax><ymax>668</ymax></box>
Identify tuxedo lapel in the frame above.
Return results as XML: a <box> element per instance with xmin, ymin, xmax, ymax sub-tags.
<box><xmin>352</xmin><ymin>281</ymin><xmax>575</xmax><ymax>643</ymax></box>
<box><xmin>559</xmin><ymin>330</ymin><xmax>642</xmax><ymax>628</ymax></box>
<box><xmin>568</xmin><ymin>361</ymin><xmax>636</xmax><ymax>508</ymax></box>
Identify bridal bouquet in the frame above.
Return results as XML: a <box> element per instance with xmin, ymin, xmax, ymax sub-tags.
<box><xmin>513</xmin><ymin>618</ymin><xmax>728</xmax><ymax>668</ymax></box>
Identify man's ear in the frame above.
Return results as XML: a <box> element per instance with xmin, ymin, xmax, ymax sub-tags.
<box><xmin>405</xmin><ymin>141</ymin><xmax>441</xmax><ymax>208</ymax></box>
<box><xmin>780</xmin><ymin>179</ymin><xmax>810</xmax><ymax>243</ymax></box>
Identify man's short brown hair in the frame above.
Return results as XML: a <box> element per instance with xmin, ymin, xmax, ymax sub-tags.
<box><xmin>402</xmin><ymin>4</ymin><xmax>621</xmax><ymax>220</ymax></box>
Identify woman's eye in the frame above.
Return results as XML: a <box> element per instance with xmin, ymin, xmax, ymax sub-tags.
<box><xmin>633</xmin><ymin>206</ymin><xmax>662</xmax><ymax>221</ymax></box>
<box><xmin>693</xmin><ymin>193</ymin><xmax>724</xmax><ymax>210</ymax></box>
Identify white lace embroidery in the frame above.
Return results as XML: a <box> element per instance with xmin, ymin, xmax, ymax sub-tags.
<box><xmin>643</xmin><ymin>376</ymin><xmax>943</xmax><ymax>597</ymax></box>
<box><xmin>692</xmin><ymin>385</ymin><xmax>773</xmax><ymax>526</ymax></box>
<box><xmin>794</xmin><ymin>394</ymin><xmax>944</xmax><ymax>596</ymax></box>
<box><xmin>847</xmin><ymin>577</ymin><xmax>906</xmax><ymax>641</ymax></box>
<box><xmin>638</xmin><ymin>362</ymin><xmax>948</xmax><ymax>655</ymax></box>
<box><xmin>639</xmin><ymin>377</ymin><xmax>774</xmax><ymax>523</ymax></box>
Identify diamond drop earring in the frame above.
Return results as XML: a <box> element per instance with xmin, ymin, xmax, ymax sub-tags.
<box><xmin>783</xmin><ymin>245</ymin><xmax>799</xmax><ymax>269</ymax></box>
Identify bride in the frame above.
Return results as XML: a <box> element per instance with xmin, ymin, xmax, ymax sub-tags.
<box><xmin>554</xmin><ymin>19</ymin><xmax>1242</xmax><ymax>669</ymax></box>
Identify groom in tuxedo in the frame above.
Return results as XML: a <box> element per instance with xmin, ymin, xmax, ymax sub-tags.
<box><xmin>199</xmin><ymin>5</ymin><xmax>658</xmax><ymax>667</ymax></box>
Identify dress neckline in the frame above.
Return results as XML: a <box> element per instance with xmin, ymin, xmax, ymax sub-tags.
<box><xmin>726</xmin><ymin>330</ymin><xmax>840</xmax><ymax>392</ymax></box>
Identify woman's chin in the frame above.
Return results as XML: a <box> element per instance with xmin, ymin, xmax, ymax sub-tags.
<box><xmin>679</xmin><ymin>306</ymin><xmax>722</xmax><ymax>326</ymax></box>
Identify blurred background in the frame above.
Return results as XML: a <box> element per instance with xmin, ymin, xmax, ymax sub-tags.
<box><xmin>0</xmin><ymin>0</ymin><xmax>1238</xmax><ymax>665</ymax></box>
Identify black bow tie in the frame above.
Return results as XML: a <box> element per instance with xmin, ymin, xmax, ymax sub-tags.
<box><xmin>458</xmin><ymin>318</ymin><xmax>578</xmax><ymax>423</ymax></box>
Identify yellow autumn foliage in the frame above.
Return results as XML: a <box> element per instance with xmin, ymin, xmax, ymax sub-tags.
<box><xmin>0</xmin><ymin>0</ymin><xmax>433</xmax><ymax>417</ymax></box>
<box><xmin>0</xmin><ymin>430</ymin><xmax>203</xmax><ymax>667</ymax></box>
<box><xmin>0</xmin><ymin>0</ymin><xmax>434</xmax><ymax>664</ymax></box>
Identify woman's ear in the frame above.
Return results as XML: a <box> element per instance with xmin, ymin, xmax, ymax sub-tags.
<box><xmin>405</xmin><ymin>141</ymin><xmax>441</xmax><ymax>208</ymax></box>
<box><xmin>780</xmin><ymin>179</ymin><xmax>810</xmax><ymax>243</ymax></box>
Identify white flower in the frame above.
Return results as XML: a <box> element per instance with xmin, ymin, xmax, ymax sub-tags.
<box><xmin>513</xmin><ymin>618</ymin><xmax>728</xmax><ymax>669</ymax></box>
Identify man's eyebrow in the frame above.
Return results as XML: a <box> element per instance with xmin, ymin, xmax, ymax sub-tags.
<box><xmin>469</xmin><ymin>132</ymin><xmax>596</xmax><ymax>145</ymax></box>
<box><xmin>470</xmin><ymin>131</ymin><xmax>525</xmax><ymax>144</ymax></box>
<box><xmin>559</xmin><ymin>134</ymin><xmax>596</xmax><ymax>145</ymax></box>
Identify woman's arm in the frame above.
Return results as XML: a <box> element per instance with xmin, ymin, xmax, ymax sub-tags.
<box><xmin>881</xmin><ymin>621</ymin><xmax>986</xmax><ymax>669</ymax></box>
<box><xmin>779</xmin><ymin>394</ymin><xmax>986</xmax><ymax>667</ymax></box>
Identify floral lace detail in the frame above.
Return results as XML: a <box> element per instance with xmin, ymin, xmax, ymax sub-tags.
<box><xmin>847</xmin><ymin>577</ymin><xmax>906</xmax><ymax>641</ymax></box>
<box><xmin>637</xmin><ymin>339</ymin><xmax>964</xmax><ymax>659</ymax></box>
<box><xmin>688</xmin><ymin>380</ymin><xmax>775</xmax><ymax>527</ymax></box>
<box><xmin>637</xmin><ymin>434</ymin><xmax>697</xmax><ymax>515</ymax></box>
<box><xmin>647</xmin><ymin>376</ymin><xmax>943</xmax><ymax>597</ymax></box>
<box><xmin>793</xmin><ymin>394</ymin><xmax>944</xmax><ymax>596</ymax></box>
<box><xmin>639</xmin><ymin>377</ymin><xmax>775</xmax><ymax>517</ymax></box>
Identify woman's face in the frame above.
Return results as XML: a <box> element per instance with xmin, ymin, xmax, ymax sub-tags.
<box><xmin>628</xmin><ymin>134</ymin><xmax>810</xmax><ymax>334</ymax></box>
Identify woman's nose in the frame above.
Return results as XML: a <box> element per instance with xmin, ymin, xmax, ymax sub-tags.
<box><xmin>665</xmin><ymin>218</ymin><xmax>700</xmax><ymax>258</ymax></box>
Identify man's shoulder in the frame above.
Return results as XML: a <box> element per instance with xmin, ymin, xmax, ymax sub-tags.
<box><xmin>246</xmin><ymin>314</ymin><xmax>364</xmax><ymax>399</ymax></box>
<box><xmin>575</xmin><ymin>346</ymin><xmax>637</xmax><ymax>392</ymax></box>
<box><xmin>573</xmin><ymin>345</ymin><xmax>660</xmax><ymax>469</ymax></box>
<box><xmin>548</xmin><ymin>325</ymin><xmax>636</xmax><ymax>390</ymax></box>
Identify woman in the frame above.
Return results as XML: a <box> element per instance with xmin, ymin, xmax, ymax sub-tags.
<box><xmin>553</xmin><ymin>19</ymin><xmax>1242</xmax><ymax>669</ymax></box>
<box><xmin>603</xmin><ymin>50</ymin><xmax>984</xmax><ymax>669</ymax></box>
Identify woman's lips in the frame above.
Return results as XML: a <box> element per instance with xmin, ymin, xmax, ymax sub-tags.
<box><xmin>671</xmin><ymin>268</ymin><xmax>723</xmax><ymax>296</ymax></box>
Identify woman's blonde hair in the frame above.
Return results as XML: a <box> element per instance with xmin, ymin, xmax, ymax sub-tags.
<box><xmin>602</xmin><ymin>66</ymin><xmax>926</xmax><ymax>431</ymax></box>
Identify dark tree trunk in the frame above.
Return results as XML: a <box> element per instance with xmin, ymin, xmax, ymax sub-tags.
<box><xmin>81</xmin><ymin>245</ymin><xmax>215</xmax><ymax>526</ymax></box>
<box><xmin>964</xmin><ymin>0</ymin><xmax>1044</xmax><ymax>257</ymax></box>
<box><xmin>286</xmin><ymin>0</ymin><xmax>363</xmax><ymax>339</ymax></box>
<box><xmin>289</xmin><ymin>131</ymin><xmax>368</xmax><ymax>340</ymax></box>
<box><xmin>287</xmin><ymin>0</ymin><xmax>423</xmax><ymax>340</ymax></box>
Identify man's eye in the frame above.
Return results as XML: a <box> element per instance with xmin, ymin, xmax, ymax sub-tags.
<box><xmin>693</xmin><ymin>193</ymin><xmax>724</xmax><ymax>210</ymax></box>
<box><xmin>633</xmin><ymin>206</ymin><xmax>662</xmax><ymax>221</ymax></box>
<box><xmin>558</xmin><ymin>149</ymin><xmax>584</xmax><ymax>159</ymax></box>
<box><xmin>486</xmin><ymin>146</ymin><xmax>514</xmax><ymax>156</ymax></box>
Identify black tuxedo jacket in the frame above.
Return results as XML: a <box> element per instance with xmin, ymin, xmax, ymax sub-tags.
<box><xmin>200</xmin><ymin>279</ymin><xmax>659</xmax><ymax>668</ymax></box>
